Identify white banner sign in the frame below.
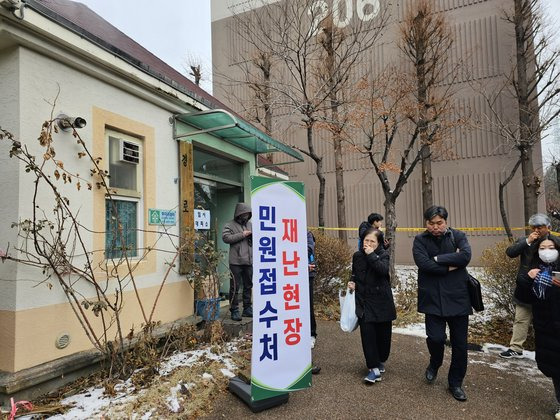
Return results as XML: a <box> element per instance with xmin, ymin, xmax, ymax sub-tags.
<box><xmin>250</xmin><ymin>177</ymin><xmax>311</xmax><ymax>401</ymax></box>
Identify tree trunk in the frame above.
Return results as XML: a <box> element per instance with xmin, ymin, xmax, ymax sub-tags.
<box><xmin>306</xmin><ymin>123</ymin><xmax>326</xmax><ymax>228</ymax></box>
<box><xmin>520</xmin><ymin>146</ymin><xmax>538</xmax><ymax>225</ymax></box>
<box><xmin>499</xmin><ymin>157</ymin><xmax>522</xmax><ymax>241</ymax></box>
<box><xmin>421</xmin><ymin>144</ymin><xmax>433</xmax><ymax>212</ymax></box>
<box><xmin>263</xmin><ymin>57</ymin><xmax>272</xmax><ymax>136</ymax></box>
<box><xmin>414</xmin><ymin>10</ymin><xmax>433</xmax><ymax>212</ymax></box>
<box><xmin>514</xmin><ymin>0</ymin><xmax>539</xmax><ymax>226</ymax></box>
<box><xmin>333</xmin><ymin>114</ymin><xmax>347</xmax><ymax>242</ymax></box>
<box><xmin>323</xmin><ymin>23</ymin><xmax>347</xmax><ymax>242</ymax></box>
<box><xmin>384</xmin><ymin>194</ymin><xmax>398</xmax><ymax>287</ymax></box>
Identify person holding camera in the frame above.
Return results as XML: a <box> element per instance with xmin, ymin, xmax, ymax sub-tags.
<box><xmin>348</xmin><ymin>227</ymin><xmax>396</xmax><ymax>384</ymax></box>
<box><xmin>501</xmin><ymin>213</ymin><xmax>551</xmax><ymax>359</ymax></box>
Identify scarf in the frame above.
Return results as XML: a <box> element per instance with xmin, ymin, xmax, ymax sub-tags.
<box><xmin>532</xmin><ymin>264</ymin><xmax>554</xmax><ymax>300</ymax></box>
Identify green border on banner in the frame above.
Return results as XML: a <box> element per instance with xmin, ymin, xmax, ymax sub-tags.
<box><xmin>251</xmin><ymin>367</ymin><xmax>312</xmax><ymax>401</ymax></box>
<box><xmin>250</xmin><ymin>176</ymin><xmax>305</xmax><ymax>201</ymax></box>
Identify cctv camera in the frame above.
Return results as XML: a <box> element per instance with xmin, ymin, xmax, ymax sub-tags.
<box><xmin>56</xmin><ymin>113</ymin><xmax>87</xmax><ymax>131</ymax></box>
<box><xmin>0</xmin><ymin>0</ymin><xmax>21</xmax><ymax>11</ymax></box>
<box><xmin>72</xmin><ymin>117</ymin><xmax>87</xmax><ymax>129</ymax></box>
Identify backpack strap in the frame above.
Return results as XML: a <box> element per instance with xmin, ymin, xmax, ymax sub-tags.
<box><xmin>448</xmin><ymin>228</ymin><xmax>456</xmax><ymax>249</ymax></box>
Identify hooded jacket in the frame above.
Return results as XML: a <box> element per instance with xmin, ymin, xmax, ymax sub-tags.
<box><xmin>222</xmin><ymin>203</ymin><xmax>252</xmax><ymax>265</ymax></box>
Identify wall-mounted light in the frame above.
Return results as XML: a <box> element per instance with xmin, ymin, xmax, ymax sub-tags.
<box><xmin>56</xmin><ymin>113</ymin><xmax>87</xmax><ymax>132</ymax></box>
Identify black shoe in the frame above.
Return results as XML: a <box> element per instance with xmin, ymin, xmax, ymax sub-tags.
<box><xmin>231</xmin><ymin>310</ymin><xmax>242</xmax><ymax>321</ymax></box>
<box><xmin>425</xmin><ymin>365</ymin><xmax>438</xmax><ymax>383</ymax></box>
<box><xmin>499</xmin><ymin>348</ymin><xmax>523</xmax><ymax>359</ymax></box>
<box><xmin>242</xmin><ymin>307</ymin><xmax>253</xmax><ymax>318</ymax></box>
<box><xmin>311</xmin><ymin>366</ymin><xmax>321</xmax><ymax>375</ymax></box>
<box><xmin>448</xmin><ymin>386</ymin><xmax>467</xmax><ymax>401</ymax></box>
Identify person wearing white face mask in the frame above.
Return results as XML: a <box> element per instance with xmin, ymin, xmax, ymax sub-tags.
<box><xmin>501</xmin><ymin>213</ymin><xmax>552</xmax><ymax>359</ymax></box>
<box><xmin>518</xmin><ymin>235</ymin><xmax>560</xmax><ymax>419</ymax></box>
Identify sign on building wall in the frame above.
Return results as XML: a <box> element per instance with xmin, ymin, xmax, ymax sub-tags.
<box><xmin>250</xmin><ymin>176</ymin><xmax>311</xmax><ymax>402</ymax></box>
<box><xmin>148</xmin><ymin>209</ymin><xmax>177</xmax><ymax>226</ymax></box>
<box><xmin>194</xmin><ymin>209</ymin><xmax>211</xmax><ymax>230</ymax></box>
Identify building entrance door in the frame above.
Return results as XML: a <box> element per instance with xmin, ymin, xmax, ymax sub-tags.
<box><xmin>193</xmin><ymin>148</ymin><xmax>245</xmax><ymax>296</ymax></box>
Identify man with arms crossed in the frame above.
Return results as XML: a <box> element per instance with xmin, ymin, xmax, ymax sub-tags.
<box><xmin>413</xmin><ymin>205</ymin><xmax>472</xmax><ymax>402</ymax></box>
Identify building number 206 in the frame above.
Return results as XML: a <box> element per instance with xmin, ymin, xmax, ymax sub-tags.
<box><xmin>308</xmin><ymin>0</ymin><xmax>381</xmax><ymax>33</ymax></box>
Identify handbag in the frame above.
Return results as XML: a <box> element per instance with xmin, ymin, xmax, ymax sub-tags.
<box><xmin>339</xmin><ymin>288</ymin><xmax>359</xmax><ymax>332</ymax></box>
<box><xmin>448</xmin><ymin>229</ymin><xmax>484</xmax><ymax>312</ymax></box>
<box><xmin>466</xmin><ymin>273</ymin><xmax>484</xmax><ymax>312</ymax></box>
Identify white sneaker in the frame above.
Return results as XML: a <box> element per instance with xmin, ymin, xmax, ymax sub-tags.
<box><xmin>555</xmin><ymin>405</ymin><xmax>560</xmax><ymax>420</ymax></box>
<box><xmin>310</xmin><ymin>336</ymin><xmax>316</xmax><ymax>349</ymax></box>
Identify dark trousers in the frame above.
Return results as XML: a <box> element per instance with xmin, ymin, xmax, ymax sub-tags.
<box><xmin>358</xmin><ymin>318</ymin><xmax>392</xmax><ymax>369</ymax></box>
<box><xmin>229</xmin><ymin>264</ymin><xmax>252</xmax><ymax>312</ymax></box>
<box><xmin>309</xmin><ymin>274</ymin><xmax>317</xmax><ymax>337</ymax></box>
<box><xmin>425</xmin><ymin>314</ymin><xmax>469</xmax><ymax>387</ymax></box>
<box><xmin>553</xmin><ymin>376</ymin><xmax>560</xmax><ymax>404</ymax></box>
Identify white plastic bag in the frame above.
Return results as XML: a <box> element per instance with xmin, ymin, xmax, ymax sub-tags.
<box><xmin>339</xmin><ymin>288</ymin><xmax>358</xmax><ymax>332</ymax></box>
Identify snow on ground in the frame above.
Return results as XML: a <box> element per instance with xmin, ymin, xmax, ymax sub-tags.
<box><xmin>25</xmin><ymin>340</ymin><xmax>244</xmax><ymax>420</ymax></box>
<box><xmin>393</xmin><ymin>322</ymin><xmax>426</xmax><ymax>338</ymax></box>
<box><xmin>393</xmin><ymin>321</ymin><xmax>545</xmax><ymax>386</ymax></box>
<box><xmin>18</xmin><ymin>265</ymin><xmax>548</xmax><ymax>418</ymax></box>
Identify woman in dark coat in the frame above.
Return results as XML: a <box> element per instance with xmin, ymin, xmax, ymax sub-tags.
<box><xmin>348</xmin><ymin>228</ymin><xmax>396</xmax><ymax>384</ymax></box>
<box><xmin>517</xmin><ymin>234</ymin><xmax>560</xmax><ymax>419</ymax></box>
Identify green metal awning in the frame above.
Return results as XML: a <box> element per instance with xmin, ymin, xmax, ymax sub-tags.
<box><xmin>172</xmin><ymin>109</ymin><xmax>304</xmax><ymax>166</ymax></box>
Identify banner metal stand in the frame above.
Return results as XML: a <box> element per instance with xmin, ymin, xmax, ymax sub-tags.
<box><xmin>228</xmin><ymin>376</ymin><xmax>289</xmax><ymax>413</ymax></box>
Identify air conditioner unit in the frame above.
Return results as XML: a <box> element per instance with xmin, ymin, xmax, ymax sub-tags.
<box><xmin>0</xmin><ymin>0</ymin><xmax>21</xmax><ymax>11</ymax></box>
<box><xmin>119</xmin><ymin>139</ymin><xmax>140</xmax><ymax>164</ymax></box>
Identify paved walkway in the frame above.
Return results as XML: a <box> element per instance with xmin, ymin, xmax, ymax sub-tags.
<box><xmin>205</xmin><ymin>320</ymin><xmax>556</xmax><ymax>419</ymax></box>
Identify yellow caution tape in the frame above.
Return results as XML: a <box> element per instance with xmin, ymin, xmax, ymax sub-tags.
<box><xmin>309</xmin><ymin>226</ymin><xmax>560</xmax><ymax>235</ymax></box>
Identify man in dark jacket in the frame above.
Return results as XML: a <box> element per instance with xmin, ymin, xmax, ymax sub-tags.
<box><xmin>500</xmin><ymin>213</ymin><xmax>551</xmax><ymax>359</ymax></box>
<box><xmin>222</xmin><ymin>203</ymin><xmax>252</xmax><ymax>321</ymax></box>
<box><xmin>412</xmin><ymin>205</ymin><xmax>472</xmax><ymax>402</ymax></box>
<box><xmin>358</xmin><ymin>213</ymin><xmax>388</xmax><ymax>251</ymax></box>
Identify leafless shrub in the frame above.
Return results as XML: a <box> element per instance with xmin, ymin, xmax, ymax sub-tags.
<box><xmin>480</xmin><ymin>239</ymin><xmax>519</xmax><ymax>318</ymax></box>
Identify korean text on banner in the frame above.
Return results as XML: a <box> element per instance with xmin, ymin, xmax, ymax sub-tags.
<box><xmin>250</xmin><ymin>177</ymin><xmax>312</xmax><ymax>402</ymax></box>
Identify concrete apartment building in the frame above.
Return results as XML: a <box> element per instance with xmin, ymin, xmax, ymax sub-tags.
<box><xmin>211</xmin><ymin>0</ymin><xmax>545</xmax><ymax>263</ymax></box>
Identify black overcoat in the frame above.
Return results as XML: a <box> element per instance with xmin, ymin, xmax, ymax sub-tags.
<box><xmin>351</xmin><ymin>248</ymin><xmax>396</xmax><ymax>323</ymax></box>
<box><xmin>507</xmin><ymin>236</ymin><xmax>535</xmax><ymax>304</ymax></box>
<box><xmin>412</xmin><ymin>228</ymin><xmax>472</xmax><ymax>317</ymax></box>
<box><xmin>518</xmin><ymin>259</ymin><xmax>560</xmax><ymax>379</ymax></box>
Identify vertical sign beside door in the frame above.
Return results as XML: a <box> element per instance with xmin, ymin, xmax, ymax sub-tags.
<box><xmin>179</xmin><ymin>141</ymin><xmax>194</xmax><ymax>274</ymax></box>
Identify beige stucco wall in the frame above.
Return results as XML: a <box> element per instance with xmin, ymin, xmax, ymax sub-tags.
<box><xmin>0</xmin><ymin>281</ymin><xmax>194</xmax><ymax>372</ymax></box>
<box><xmin>13</xmin><ymin>46</ymin><xmax>186</xmax><ymax>308</ymax></box>
<box><xmin>0</xmin><ymin>45</ymin><xmax>195</xmax><ymax>373</ymax></box>
<box><xmin>0</xmin><ymin>46</ymin><xmax>20</xmax><ymax>372</ymax></box>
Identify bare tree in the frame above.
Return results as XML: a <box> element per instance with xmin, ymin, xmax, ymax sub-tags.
<box><xmin>353</xmin><ymin>66</ymin><xmax>460</xmax><ymax>283</ymax></box>
<box><xmin>314</xmin><ymin>4</ymin><xmax>388</xmax><ymax>241</ymax></box>
<box><xmin>480</xmin><ymin>0</ymin><xmax>560</xmax><ymax>238</ymax></box>
<box><xmin>399</xmin><ymin>0</ymin><xmax>454</xmax><ymax>212</ymax></box>
<box><xmin>219</xmin><ymin>0</ymin><xmax>387</xmax><ymax>234</ymax></box>
<box><xmin>351</xmin><ymin>0</ymin><xmax>463</xmax><ymax>282</ymax></box>
<box><xmin>183</xmin><ymin>52</ymin><xmax>211</xmax><ymax>91</ymax></box>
